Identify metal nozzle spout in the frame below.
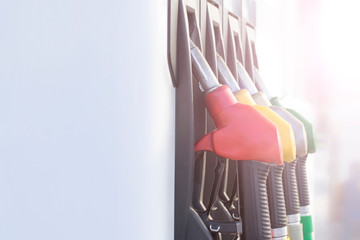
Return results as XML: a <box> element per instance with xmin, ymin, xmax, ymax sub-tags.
<box><xmin>216</xmin><ymin>54</ymin><xmax>241</xmax><ymax>93</ymax></box>
<box><xmin>190</xmin><ymin>41</ymin><xmax>221</xmax><ymax>93</ymax></box>
<box><xmin>236</xmin><ymin>60</ymin><xmax>258</xmax><ymax>95</ymax></box>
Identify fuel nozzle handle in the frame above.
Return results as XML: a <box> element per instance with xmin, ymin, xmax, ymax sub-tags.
<box><xmin>190</xmin><ymin>41</ymin><xmax>221</xmax><ymax>93</ymax></box>
<box><xmin>238</xmin><ymin>160</ymin><xmax>272</xmax><ymax>240</ymax></box>
<box><xmin>296</xmin><ymin>155</ymin><xmax>310</xmax><ymax>207</ymax></box>
<box><xmin>282</xmin><ymin>161</ymin><xmax>301</xmax><ymax>216</ymax></box>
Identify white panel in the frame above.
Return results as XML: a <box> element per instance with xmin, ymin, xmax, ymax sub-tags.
<box><xmin>0</xmin><ymin>1</ymin><xmax>175</xmax><ymax>240</ymax></box>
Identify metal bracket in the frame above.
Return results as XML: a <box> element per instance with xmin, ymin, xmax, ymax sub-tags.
<box><xmin>205</xmin><ymin>220</ymin><xmax>243</xmax><ymax>234</ymax></box>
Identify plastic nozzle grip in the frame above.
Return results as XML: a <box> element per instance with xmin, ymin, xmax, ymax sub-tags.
<box><xmin>283</xmin><ymin>160</ymin><xmax>300</xmax><ymax>215</ymax></box>
<box><xmin>234</xmin><ymin>90</ymin><xmax>296</xmax><ymax>163</ymax></box>
<box><xmin>296</xmin><ymin>155</ymin><xmax>310</xmax><ymax>207</ymax></box>
<box><xmin>194</xmin><ymin>86</ymin><xmax>283</xmax><ymax>165</ymax></box>
<box><xmin>267</xmin><ymin>165</ymin><xmax>287</xmax><ymax>229</ymax></box>
<box><xmin>238</xmin><ymin>161</ymin><xmax>272</xmax><ymax>240</ymax></box>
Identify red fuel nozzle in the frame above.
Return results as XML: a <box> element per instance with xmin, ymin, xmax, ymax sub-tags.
<box><xmin>190</xmin><ymin>42</ymin><xmax>283</xmax><ymax>165</ymax></box>
<box><xmin>194</xmin><ymin>85</ymin><xmax>283</xmax><ymax>165</ymax></box>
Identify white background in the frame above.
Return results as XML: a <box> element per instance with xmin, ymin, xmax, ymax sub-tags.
<box><xmin>0</xmin><ymin>1</ymin><xmax>175</xmax><ymax>239</ymax></box>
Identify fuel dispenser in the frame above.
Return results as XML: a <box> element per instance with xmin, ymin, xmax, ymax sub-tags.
<box><xmin>168</xmin><ymin>0</ymin><xmax>316</xmax><ymax>239</ymax></box>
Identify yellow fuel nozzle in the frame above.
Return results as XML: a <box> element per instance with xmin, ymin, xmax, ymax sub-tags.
<box><xmin>234</xmin><ymin>89</ymin><xmax>296</xmax><ymax>163</ymax></box>
<box><xmin>216</xmin><ymin>55</ymin><xmax>296</xmax><ymax>163</ymax></box>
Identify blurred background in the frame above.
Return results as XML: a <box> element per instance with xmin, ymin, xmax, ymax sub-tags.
<box><xmin>256</xmin><ymin>0</ymin><xmax>360</xmax><ymax>239</ymax></box>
